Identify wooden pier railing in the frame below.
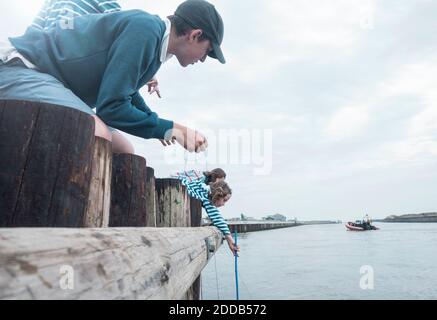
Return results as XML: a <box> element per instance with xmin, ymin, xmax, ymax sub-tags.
<box><xmin>0</xmin><ymin>227</ymin><xmax>221</xmax><ymax>300</ymax></box>
<box><xmin>0</xmin><ymin>100</ymin><xmax>220</xmax><ymax>300</ymax></box>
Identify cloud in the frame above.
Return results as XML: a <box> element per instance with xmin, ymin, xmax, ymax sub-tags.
<box><xmin>323</xmin><ymin>106</ymin><xmax>370</xmax><ymax>141</ymax></box>
<box><xmin>381</xmin><ymin>57</ymin><xmax>437</xmax><ymax>136</ymax></box>
<box><xmin>373</xmin><ymin>56</ymin><xmax>437</xmax><ymax>165</ymax></box>
<box><xmin>265</xmin><ymin>0</ymin><xmax>377</xmax><ymax>56</ymax></box>
<box><xmin>2</xmin><ymin>0</ymin><xmax>437</xmax><ymax>220</ymax></box>
<box><xmin>222</xmin><ymin>0</ymin><xmax>378</xmax><ymax>84</ymax></box>
<box><xmin>318</xmin><ymin>50</ymin><xmax>437</xmax><ymax>169</ymax></box>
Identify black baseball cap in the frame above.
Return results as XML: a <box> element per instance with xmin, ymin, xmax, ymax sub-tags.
<box><xmin>174</xmin><ymin>0</ymin><xmax>225</xmax><ymax>64</ymax></box>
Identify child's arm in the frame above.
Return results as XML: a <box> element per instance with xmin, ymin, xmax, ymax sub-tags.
<box><xmin>182</xmin><ymin>179</ymin><xmax>229</xmax><ymax>234</ymax></box>
<box><xmin>202</xmin><ymin>200</ymin><xmax>231</xmax><ymax>236</ymax></box>
<box><xmin>180</xmin><ymin>178</ymin><xmax>238</xmax><ymax>255</ymax></box>
<box><xmin>171</xmin><ymin>170</ymin><xmax>204</xmax><ymax>183</ymax></box>
<box><xmin>95</xmin><ymin>0</ymin><xmax>122</xmax><ymax>13</ymax></box>
<box><xmin>31</xmin><ymin>0</ymin><xmax>122</xmax><ymax>31</ymax></box>
<box><xmin>31</xmin><ymin>1</ymin><xmax>48</xmax><ymax>30</ymax></box>
<box><xmin>224</xmin><ymin>234</ymin><xmax>240</xmax><ymax>255</ymax></box>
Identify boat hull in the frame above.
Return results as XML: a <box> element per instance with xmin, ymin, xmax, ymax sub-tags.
<box><xmin>345</xmin><ymin>222</ymin><xmax>379</xmax><ymax>231</ymax></box>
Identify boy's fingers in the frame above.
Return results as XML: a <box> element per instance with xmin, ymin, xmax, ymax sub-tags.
<box><xmin>196</xmin><ymin>141</ymin><xmax>207</xmax><ymax>153</ymax></box>
<box><xmin>151</xmin><ymin>89</ymin><xmax>161</xmax><ymax>98</ymax></box>
<box><xmin>159</xmin><ymin>139</ymin><xmax>169</xmax><ymax>146</ymax></box>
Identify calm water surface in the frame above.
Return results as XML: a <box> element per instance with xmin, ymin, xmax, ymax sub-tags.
<box><xmin>202</xmin><ymin>223</ymin><xmax>437</xmax><ymax>299</ymax></box>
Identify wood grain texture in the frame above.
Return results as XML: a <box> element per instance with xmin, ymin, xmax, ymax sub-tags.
<box><xmin>84</xmin><ymin>137</ymin><xmax>112</xmax><ymax>227</ymax></box>
<box><xmin>0</xmin><ymin>100</ymin><xmax>95</xmax><ymax>227</ymax></box>
<box><xmin>0</xmin><ymin>227</ymin><xmax>222</xmax><ymax>300</ymax></box>
<box><xmin>109</xmin><ymin>154</ymin><xmax>148</xmax><ymax>227</ymax></box>
<box><xmin>145</xmin><ymin>167</ymin><xmax>156</xmax><ymax>227</ymax></box>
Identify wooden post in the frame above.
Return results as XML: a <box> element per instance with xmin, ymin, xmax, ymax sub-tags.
<box><xmin>84</xmin><ymin>137</ymin><xmax>112</xmax><ymax>227</ymax></box>
<box><xmin>155</xmin><ymin>178</ymin><xmax>205</xmax><ymax>299</ymax></box>
<box><xmin>186</xmin><ymin>198</ymin><xmax>203</xmax><ymax>300</ymax></box>
<box><xmin>155</xmin><ymin>178</ymin><xmax>171</xmax><ymax>227</ymax></box>
<box><xmin>0</xmin><ymin>227</ymin><xmax>222</xmax><ymax>300</ymax></box>
<box><xmin>155</xmin><ymin>178</ymin><xmax>191</xmax><ymax>227</ymax></box>
<box><xmin>0</xmin><ymin>100</ymin><xmax>95</xmax><ymax>227</ymax></box>
<box><xmin>109</xmin><ymin>154</ymin><xmax>150</xmax><ymax>227</ymax></box>
<box><xmin>145</xmin><ymin>167</ymin><xmax>156</xmax><ymax>227</ymax></box>
<box><xmin>190</xmin><ymin>199</ymin><xmax>203</xmax><ymax>227</ymax></box>
<box><xmin>171</xmin><ymin>179</ymin><xmax>187</xmax><ymax>227</ymax></box>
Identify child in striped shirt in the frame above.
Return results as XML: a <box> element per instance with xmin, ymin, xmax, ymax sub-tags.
<box><xmin>176</xmin><ymin>172</ymin><xmax>239</xmax><ymax>255</ymax></box>
<box><xmin>31</xmin><ymin>0</ymin><xmax>122</xmax><ymax>30</ymax></box>
<box><xmin>171</xmin><ymin>168</ymin><xmax>226</xmax><ymax>185</ymax></box>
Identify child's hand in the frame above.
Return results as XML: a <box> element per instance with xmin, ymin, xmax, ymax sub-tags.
<box><xmin>225</xmin><ymin>234</ymin><xmax>240</xmax><ymax>256</ymax></box>
<box><xmin>147</xmin><ymin>77</ymin><xmax>161</xmax><ymax>98</ymax></box>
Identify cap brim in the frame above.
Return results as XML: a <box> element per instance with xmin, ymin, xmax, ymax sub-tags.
<box><xmin>208</xmin><ymin>42</ymin><xmax>225</xmax><ymax>64</ymax></box>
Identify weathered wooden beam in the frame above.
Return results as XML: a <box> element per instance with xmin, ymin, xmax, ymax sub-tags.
<box><xmin>0</xmin><ymin>227</ymin><xmax>222</xmax><ymax>300</ymax></box>
<box><xmin>109</xmin><ymin>154</ymin><xmax>150</xmax><ymax>227</ymax></box>
<box><xmin>0</xmin><ymin>100</ymin><xmax>95</xmax><ymax>227</ymax></box>
<box><xmin>84</xmin><ymin>137</ymin><xmax>112</xmax><ymax>227</ymax></box>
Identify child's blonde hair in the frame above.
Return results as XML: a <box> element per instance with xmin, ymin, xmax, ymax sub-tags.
<box><xmin>203</xmin><ymin>168</ymin><xmax>226</xmax><ymax>185</ymax></box>
<box><xmin>209</xmin><ymin>180</ymin><xmax>232</xmax><ymax>204</ymax></box>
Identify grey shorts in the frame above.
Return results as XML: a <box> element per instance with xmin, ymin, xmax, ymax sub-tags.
<box><xmin>0</xmin><ymin>58</ymin><xmax>116</xmax><ymax>132</ymax></box>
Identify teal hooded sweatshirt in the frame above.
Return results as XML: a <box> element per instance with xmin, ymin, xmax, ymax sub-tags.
<box><xmin>10</xmin><ymin>9</ymin><xmax>173</xmax><ymax>139</ymax></box>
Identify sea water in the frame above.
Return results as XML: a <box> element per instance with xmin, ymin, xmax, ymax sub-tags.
<box><xmin>202</xmin><ymin>223</ymin><xmax>437</xmax><ymax>299</ymax></box>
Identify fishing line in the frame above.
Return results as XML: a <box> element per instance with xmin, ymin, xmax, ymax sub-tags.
<box><xmin>234</xmin><ymin>230</ymin><xmax>240</xmax><ymax>300</ymax></box>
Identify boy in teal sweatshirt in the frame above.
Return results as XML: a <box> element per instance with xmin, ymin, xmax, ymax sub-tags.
<box><xmin>0</xmin><ymin>0</ymin><xmax>225</xmax><ymax>153</ymax></box>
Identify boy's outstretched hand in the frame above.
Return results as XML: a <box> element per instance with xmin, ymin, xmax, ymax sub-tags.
<box><xmin>169</xmin><ymin>123</ymin><xmax>208</xmax><ymax>153</ymax></box>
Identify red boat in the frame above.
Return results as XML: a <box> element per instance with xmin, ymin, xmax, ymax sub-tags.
<box><xmin>345</xmin><ymin>221</ymin><xmax>379</xmax><ymax>231</ymax></box>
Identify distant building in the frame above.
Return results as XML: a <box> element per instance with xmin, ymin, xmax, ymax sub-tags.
<box><xmin>263</xmin><ymin>214</ymin><xmax>287</xmax><ymax>221</ymax></box>
<box><xmin>241</xmin><ymin>213</ymin><xmax>256</xmax><ymax>221</ymax></box>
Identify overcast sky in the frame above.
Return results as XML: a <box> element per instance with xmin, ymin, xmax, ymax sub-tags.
<box><xmin>1</xmin><ymin>0</ymin><xmax>436</xmax><ymax>221</ymax></box>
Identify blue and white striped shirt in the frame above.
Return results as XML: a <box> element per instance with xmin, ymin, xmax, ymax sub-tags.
<box><xmin>171</xmin><ymin>170</ymin><xmax>205</xmax><ymax>184</ymax></box>
<box><xmin>32</xmin><ymin>0</ymin><xmax>121</xmax><ymax>30</ymax></box>
<box><xmin>178</xmin><ymin>177</ymin><xmax>230</xmax><ymax>236</ymax></box>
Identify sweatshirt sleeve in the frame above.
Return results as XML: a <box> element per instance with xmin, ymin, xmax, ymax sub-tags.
<box><xmin>131</xmin><ymin>91</ymin><xmax>152</xmax><ymax>113</ymax></box>
<box><xmin>94</xmin><ymin>18</ymin><xmax>173</xmax><ymax>139</ymax></box>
